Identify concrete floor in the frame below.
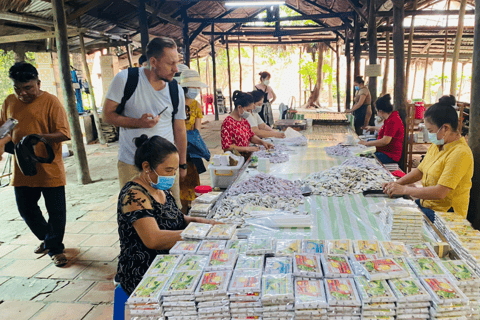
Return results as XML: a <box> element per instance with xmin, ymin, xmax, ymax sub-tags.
<box><xmin>0</xmin><ymin>113</ymin><xmax>227</xmax><ymax>320</ymax></box>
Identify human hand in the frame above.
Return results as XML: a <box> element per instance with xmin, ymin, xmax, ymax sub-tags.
<box><xmin>263</xmin><ymin>142</ymin><xmax>274</xmax><ymax>150</ymax></box>
<box><xmin>345</xmin><ymin>109</ymin><xmax>352</xmax><ymax>113</ymax></box>
<box><xmin>358</xmin><ymin>140</ymin><xmax>368</xmax><ymax>146</ymax></box>
<box><xmin>137</xmin><ymin>113</ymin><xmax>160</xmax><ymax>128</ymax></box>
<box><xmin>275</xmin><ymin>132</ymin><xmax>286</xmax><ymax>139</ymax></box>
<box><xmin>362</xmin><ymin>126</ymin><xmax>373</xmax><ymax>131</ymax></box>
<box><xmin>384</xmin><ymin>183</ymin><xmax>406</xmax><ymax>197</ymax></box>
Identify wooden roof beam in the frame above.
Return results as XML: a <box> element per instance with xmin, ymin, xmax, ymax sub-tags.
<box><xmin>123</xmin><ymin>0</ymin><xmax>183</xmax><ymax>27</ymax></box>
<box><xmin>377</xmin><ymin>9</ymin><xmax>475</xmax><ymax>17</ymax></box>
<box><xmin>188</xmin><ymin>12</ymin><xmax>354</xmax><ymax>24</ymax></box>
<box><xmin>202</xmin><ymin>26</ymin><xmax>344</xmax><ymax>37</ymax></box>
<box><xmin>0</xmin><ymin>30</ymin><xmax>78</xmax><ymax>44</ymax></box>
<box><xmin>346</xmin><ymin>0</ymin><xmax>368</xmax><ymax>24</ymax></box>
<box><xmin>66</xmin><ymin>0</ymin><xmax>111</xmax><ymax>23</ymax></box>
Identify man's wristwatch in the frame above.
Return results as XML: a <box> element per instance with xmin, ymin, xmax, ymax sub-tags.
<box><xmin>179</xmin><ymin>163</ymin><xmax>188</xmax><ymax>170</ymax></box>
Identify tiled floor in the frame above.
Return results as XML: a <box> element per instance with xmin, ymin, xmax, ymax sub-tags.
<box><xmin>0</xmin><ymin>113</ymin><xmax>226</xmax><ymax>319</ymax></box>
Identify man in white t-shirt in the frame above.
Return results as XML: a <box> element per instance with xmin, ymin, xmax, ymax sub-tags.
<box><xmin>103</xmin><ymin>37</ymin><xmax>187</xmax><ymax>207</ymax></box>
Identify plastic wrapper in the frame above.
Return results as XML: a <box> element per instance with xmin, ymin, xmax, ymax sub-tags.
<box><xmin>190</xmin><ymin>203</ymin><xmax>214</xmax><ymax>216</ymax></box>
<box><xmin>407</xmin><ymin>257</ymin><xmax>451</xmax><ymax>278</ymax></box>
<box><xmin>176</xmin><ymin>254</ymin><xmax>209</xmax><ymax>272</ymax></box>
<box><xmin>421</xmin><ymin>276</ymin><xmax>469</xmax><ymax>305</ymax></box>
<box><xmin>324</xmin><ymin>278</ymin><xmax>362</xmax><ymax>307</ymax></box>
<box><xmin>293</xmin><ymin>254</ymin><xmax>323</xmax><ymax>278</ymax></box>
<box><xmin>196</xmin><ymin>240</ymin><xmax>227</xmax><ymax>255</ymax></box>
<box><xmin>264</xmin><ymin>256</ymin><xmax>293</xmax><ymax>274</ymax></box>
<box><xmin>261</xmin><ymin>273</ymin><xmax>295</xmax><ymax>304</ymax></box>
<box><xmin>195</xmin><ymin>270</ymin><xmax>232</xmax><ymax>297</ymax></box>
<box><xmin>294</xmin><ymin>279</ymin><xmax>328</xmax><ymax>309</ymax></box>
<box><xmin>226</xmin><ymin>239</ymin><xmax>248</xmax><ymax>253</ymax></box>
<box><xmin>181</xmin><ymin>222</ymin><xmax>212</xmax><ymax>240</ymax></box>
<box><xmin>205</xmin><ymin>249</ymin><xmax>238</xmax><ymax>271</ymax></box>
<box><xmin>441</xmin><ymin>260</ymin><xmax>480</xmax><ymax>286</ymax></box>
<box><xmin>354</xmin><ymin>276</ymin><xmax>396</xmax><ymax>305</ymax></box>
<box><xmin>145</xmin><ymin>254</ymin><xmax>182</xmax><ymax>276</ymax></box>
<box><xmin>388</xmin><ymin>278</ymin><xmax>432</xmax><ymax>302</ymax></box>
<box><xmin>407</xmin><ymin>242</ymin><xmax>438</xmax><ymax>258</ymax></box>
<box><xmin>353</xmin><ymin>240</ymin><xmax>383</xmax><ymax>257</ymax></box>
<box><xmin>393</xmin><ymin>257</ymin><xmax>416</xmax><ymax>277</ymax></box>
<box><xmin>206</xmin><ymin>224</ymin><xmax>237</xmax><ymax>240</ymax></box>
<box><xmin>235</xmin><ymin>254</ymin><xmax>264</xmax><ymax>270</ymax></box>
<box><xmin>228</xmin><ymin>269</ymin><xmax>262</xmax><ymax>294</ymax></box>
<box><xmin>169</xmin><ymin>241</ymin><xmax>201</xmax><ymax>255</ymax></box>
<box><xmin>350</xmin><ymin>253</ymin><xmax>380</xmax><ymax>262</ymax></box>
<box><xmin>193</xmin><ymin>192</ymin><xmax>223</xmax><ymax>204</ymax></box>
<box><xmin>327</xmin><ymin>239</ymin><xmax>353</xmax><ymax>255</ymax></box>
<box><xmin>128</xmin><ymin>275</ymin><xmax>169</xmax><ymax>304</ymax></box>
<box><xmin>275</xmin><ymin>239</ymin><xmax>301</xmax><ymax>256</ymax></box>
<box><xmin>380</xmin><ymin>241</ymin><xmax>410</xmax><ymax>257</ymax></box>
<box><xmin>245</xmin><ymin>214</ymin><xmax>313</xmax><ymax>229</ymax></box>
<box><xmin>246</xmin><ymin>237</ymin><xmax>275</xmax><ymax>255</ymax></box>
<box><xmin>301</xmin><ymin>239</ymin><xmax>325</xmax><ymax>254</ymax></box>
<box><xmin>356</xmin><ymin>258</ymin><xmax>409</xmax><ymax>281</ymax></box>
<box><xmin>321</xmin><ymin>255</ymin><xmax>354</xmax><ymax>278</ymax></box>
<box><xmin>162</xmin><ymin>271</ymin><xmax>203</xmax><ymax>296</ymax></box>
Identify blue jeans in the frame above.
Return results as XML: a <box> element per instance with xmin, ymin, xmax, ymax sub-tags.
<box><xmin>14</xmin><ymin>186</ymin><xmax>66</xmax><ymax>256</ymax></box>
<box><xmin>415</xmin><ymin>199</ymin><xmax>454</xmax><ymax>223</ymax></box>
<box><xmin>375</xmin><ymin>152</ymin><xmax>396</xmax><ymax>164</ymax></box>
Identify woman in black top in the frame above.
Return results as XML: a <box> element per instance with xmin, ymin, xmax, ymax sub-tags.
<box><xmin>116</xmin><ymin>134</ymin><xmax>219</xmax><ymax>295</ymax></box>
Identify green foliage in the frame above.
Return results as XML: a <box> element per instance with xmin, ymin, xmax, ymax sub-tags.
<box><xmin>0</xmin><ymin>50</ymin><xmax>37</xmax><ymax>104</ymax></box>
<box><xmin>299</xmin><ymin>59</ymin><xmax>317</xmax><ymax>90</ymax></box>
<box><xmin>256</xmin><ymin>46</ymin><xmax>292</xmax><ymax>66</ymax></box>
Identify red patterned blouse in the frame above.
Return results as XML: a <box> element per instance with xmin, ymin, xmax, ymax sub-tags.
<box><xmin>221</xmin><ymin>116</ymin><xmax>255</xmax><ymax>150</ymax></box>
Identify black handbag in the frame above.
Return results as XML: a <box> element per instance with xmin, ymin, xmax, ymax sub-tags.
<box><xmin>14</xmin><ymin>134</ymin><xmax>55</xmax><ymax>176</ymax></box>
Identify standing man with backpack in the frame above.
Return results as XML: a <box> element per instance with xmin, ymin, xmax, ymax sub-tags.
<box><xmin>103</xmin><ymin>37</ymin><xmax>187</xmax><ymax>208</ymax></box>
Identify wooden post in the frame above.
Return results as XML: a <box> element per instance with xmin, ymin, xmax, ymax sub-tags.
<box><xmin>299</xmin><ymin>47</ymin><xmax>302</xmax><ymax>106</ymax></box>
<box><xmin>226</xmin><ymin>35</ymin><xmax>233</xmax><ymax>112</ymax></box>
<box><xmin>468</xmin><ymin>0</ymin><xmax>480</xmax><ymax>228</ymax></box>
<box><xmin>458</xmin><ymin>62</ymin><xmax>466</xmax><ymax>101</ymax></box>
<box><xmin>336</xmin><ymin>40</ymin><xmax>341</xmax><ymax>112</ymax></box>
<box><xmin>345</xmin><ymin>26</ymin><xmax>352</xmax><ymax>111</ymax></box>
<box><xmin>450</xmin><ymin>0</ymin><xmax>468</xmax><ymax>97</ymax></box>
<box><xmin>368</xmin><ymin>0</ymin><xmax>378</xmax><ymax>103</ymax></box>
<box><xmin>211</xmin><ymin>23</ymin><xmax>219</xmax><ymax>121</ymax></box>
<box><xmin>381</xmin><ymin>21</ymin><xmax>390</xmax><ymax>96</ymax></box>
<box><xmin>77</xmin><ymin>18</ymin><xmax>106</xmax><ymax>145</ymax></box>
<box><xmin>442</xmin><ymin>0</ymin><xmax>451</xmax><ymax>92</ymax></box>
<box><xmin>405</xmin><ymin>0</ymin><xmax>417</xmax><ymax>97</ymax></box>
<box><xmin>353</xmin><ymin>14</ymin><xmax>361</xmax><ymax>79</ymax></box>
<box><xmin>422</xmin><ymin>53</ymin><xmax>430</xmax><ymax>101</ymax></box>
<box><xmin>138</xmin><ymin>0</ymin><xmax>149</xmax><ymax>55</ymax></box>
<box><xmin>126</xmin><ymin>43</ymin><xmax>133</xmax><ymax>67</ymax></box>
<box><xmin>206</xmin><ymin>55</ymin><xmax>210</xmax><ymax>95</ymax></box>
<box><xmin>196</xmin><ymin>52</ymin><xmax>204</xmax><ymax>108</ymax></box>
<box><xmin>392</xmin><ymin>0</ymin><xmax>406</xmax><ymax>116</ymax></box>
<box><xmin>411</xmin><ymin>59</ymin><xmax>418</xmax><ymax>100</ymax></box>
<box><xmin>252</xmin><ymin>46</ymin><xmax>255</xmax><ymax>88</ymax></box>
<box><xmin>238</xmin><ymin>36</ymin><xmax>242</xmax><ymax>91</ymax></box>
<box><xmin>329</xmin><ymin>48</ymin><xmax>333</xmax><ymax>109</ymax></box>
<box><xmin>52</xmin><ymin>0</ymin><xmax>92</xmax><ymax>185</ymax></box>
<box><xmin>182</xmin><ymin>9</ymin><xmax>190</xmax><ymax>67</ymax></box>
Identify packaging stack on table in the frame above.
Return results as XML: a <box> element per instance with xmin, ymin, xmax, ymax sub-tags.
<box><xmin>228</xmin><ymin>269</ymin><xmax>263</xmax><ymax>319</ymax></box>
<box><xmin>294</xmin><ymin>279</ymin><xmax>328</xmax><ymax>320</ymax></box>
<box><xmin>355</xmin><ymin>277</ymin><xmax>397</xmax><ymax>319</ymax></box>
<box><xmin>381</xmin><ymin>205</ymin><xmax>424</xmax><ymax>245</ymax></box>
<box><xmin>422</xmin><ymin>276</ymin><xmax>471</xmax><ymax>320</ymax></box>
<box><xmin>389</xmin><ymin>277</ymin><xmax>432</xmax><ymax>320</ymax></box>
<box><xmin>442</xmin><ymin>260</ymin><xmax>480</xmax><ymax>319</ymax></box>
<box><xmin>190</xmin><ymin>192</ymin><xmax>222</xmax><ymax>218</ymax></box>
<box><xmin>434</xmin><ymin>212</ymin><xmax>480</xmax><ymax>274</ymax></box>
<box><xmin>195</xmin><ymin>270</ymin><xmax>232</xmax><ymax>320</ymax></box>
<box><xmin>162</xmin><ymin>270</ymin><xmax>203</xmax><ymax>319</ymax></box>
<box><xmin>261</xmin><ymin>273</ymin><xmax>295</xmax><ymax>319</ymax></box>
<box><xmin>127</xmin><ymin>255</ymin><xmax>182</xmax><ymax>318</ymax></box>
<box><xmin>324</xmin><ymin>278</ymin><xmax>362</xmax><ymax>319</ymax></box>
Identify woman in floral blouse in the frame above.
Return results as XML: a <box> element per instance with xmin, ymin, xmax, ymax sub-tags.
<box><xmin>221</xmin><ymin>90</ymin><xmax>273</xmax><ymax>159</ymax></box>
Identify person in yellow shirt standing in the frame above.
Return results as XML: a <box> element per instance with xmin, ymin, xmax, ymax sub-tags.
<box><xmin>384</xmin><ymin>95</ymin><xmax>473</xmax><ymax>222</ymax></box>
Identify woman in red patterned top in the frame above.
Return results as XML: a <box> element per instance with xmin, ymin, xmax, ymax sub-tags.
<box><xmin>360</xmin><ymin>94</ymin><xmax>404</xmax><ymax>164</ymax></box>
<box><xmin>221</xmin><ymin>90</ymin><xmax>273</xmax><ymax>158</ymax></box>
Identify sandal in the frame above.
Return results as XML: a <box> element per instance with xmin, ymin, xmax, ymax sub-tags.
<box><xmin>34</xmin><ymin>242</ymin><xmax>48</xmax><ymax>254</ymax></box>
<box><xmin>51</xmin><ymin>253</ymin><xmax>68</xmax><ymax>267</ymax></box>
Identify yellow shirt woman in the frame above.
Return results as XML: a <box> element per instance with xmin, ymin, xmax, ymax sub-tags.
<box><xmin>185</xmin><ymin>99</ymin><xmax>203</xmax><ymax>131</ymax></box>
<box><xmin>417</xmin><ymin>137</ymin><xmax>473</xmax><ymax>217</ymax></box>
<box><xmin>383</xmin><ymin>96</ymin><xmax>473</xmax><ymax>220</ymax></box>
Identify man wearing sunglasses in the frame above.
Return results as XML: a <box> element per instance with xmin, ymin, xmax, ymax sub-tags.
<box><xmin>0</xmin><ymin>62</ymin><xmax>71</xmax><ymax>267</ymax></box>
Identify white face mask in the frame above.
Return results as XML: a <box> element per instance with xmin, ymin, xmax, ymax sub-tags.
<box><xmin>254</xmin><ymin>105</ymin><xmax>262</xmax><ymax>113</ymax></box>
<box><xmin>263</xmin><ymin>80</ymin><xmax>270</xmax><ymax>86</ymax></box>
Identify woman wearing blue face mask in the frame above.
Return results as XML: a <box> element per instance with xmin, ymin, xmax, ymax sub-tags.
<box><xmin>347</xmin><ymin>76</ymin><xmax>372</xmax><ymax>136</ymax></box>
<box><xmin>383</xmin><ymin>95</ymin><xmax>473</xmax><ymax>222</ymax></box>
<box><xmin>179</xmin><ymin>69</ymin><xmax>209</xmax><ymax>214</ymax></box>
<box><xmin>221</xmin><ymin>90</ymin><xmax>274</xmax><ymax>159</ymax></box>
<box><xmin>116</xmin><ymin>134</ymin><xmax>220</xmax><ymax>296</ymax></box>
<box><xmin>245</xmin><ymin>90</ymin><xmax>285</xmax><ymax>139</ymax></box>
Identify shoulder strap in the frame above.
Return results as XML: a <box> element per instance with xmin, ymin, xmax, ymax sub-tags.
<box><xmin>168</xmin><ymin>79</ymin><xmax>179</xmax><ymax>123</ymax></box>
<box><xmin>115</xmin><ymin>68</ymin><xmax>139</xmax><ymax>115</ymax></box>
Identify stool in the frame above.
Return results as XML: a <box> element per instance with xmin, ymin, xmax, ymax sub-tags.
<box><xmin>203</xmin><ymin>94</ymin><xmax>215</xmax><ymax>115</ymax></box>
<box><xmin>113</xmin><ymin>284</ymin><xmax>129</xmax><ymax>320</ymax></box>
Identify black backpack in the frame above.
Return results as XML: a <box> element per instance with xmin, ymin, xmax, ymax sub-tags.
<box><xmin>115</xmin><ymin>67</ymin><xmax>179</xmax><ymax>123</ymax></box>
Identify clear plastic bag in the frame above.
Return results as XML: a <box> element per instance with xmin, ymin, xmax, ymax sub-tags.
<box><xmin>205</xmin><ymin>249</ymin><xmax>238</xmax><ymax>271</ymax></box>
<box><xmin>235</xmin><ymin>254</ymin><xmax>264</xmax><ymax>270</ymax></box>
<box><xmin>275</xmin><ymin>239</ymin><xmax>302</xmax><ymax>256</ymax></box>
<box><xmin>195</xmin><ymin>270</ymin><xmax>232</xmax><ymax>297</ymax></box>
<box><xmin>265</xmin><ymin>256</ymin><xmax>293</xmax><ymax>275</ymax></box>
<box><xmin>261</xmin><ymin>273</ymin><xmax>295</xmax><ymax>304</ymax></box>
<box><xmin>293</xmin><ymin>254</ymin><xmax>323</xmax><ymax>278</ymax></box>
<box><xmin>294</xmin><ymin>278</ymin><xmax>328</xmax><ymax>309</ymax></box>
<box><xmin>181</xmin><ymin>222</ymin><xmax>212</xmax><ymax>240</ymax></box>
<box><xmin>145</xmin><ymin>254</ymin><xmax>182</xmax><ymax>276</ymax></box>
